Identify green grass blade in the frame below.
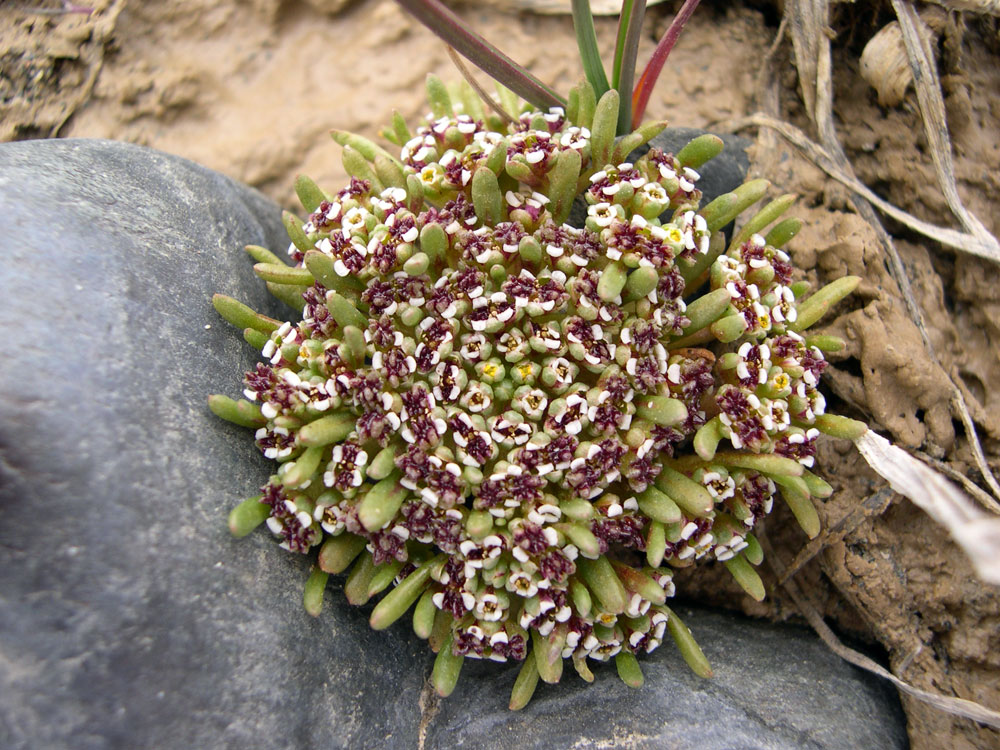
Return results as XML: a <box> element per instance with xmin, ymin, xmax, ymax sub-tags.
<box><xmin>613</xmin><ymin>0</ymin><xmax>645</xmax><ymax>135</ymax></box>
<box><xmin>612</xmin><ymin>0</ymin><xmax>635</xmax><ymax>90</ymax></box>
<box><xmin>571</xmin><ymin>0</ymin><xmax>610</xmax><ymax>99</ymax></box>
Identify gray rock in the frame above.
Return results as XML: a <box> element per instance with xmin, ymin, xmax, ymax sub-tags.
<box><xmin>0</xmin><ymin>139</ymin><xmax>905</xmax><ymax>750</ymax></box>
<box><xmin>423</xmin><ymin>606</ymin><xmax>908</xmax><ymax>750</ymax></box>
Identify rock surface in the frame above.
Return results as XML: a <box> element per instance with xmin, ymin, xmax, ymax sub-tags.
<box><xmin>0</xmin><ymin>139</ymin><xmax>905</xmax><ymax>750</ymax></box>
<box><xmin>425</xmin><ymin>605</ymin><xmax>908</xmax><ymax>750</ymax></box>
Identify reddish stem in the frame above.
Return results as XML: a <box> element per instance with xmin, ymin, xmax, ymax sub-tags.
<box><xmin>396</xmin><ymin>0</ymin><xmax>565</xmax><ymax>111</ymax></box>
<box><xmin>631</xmin><ymin>0</ymin><xmax>702</xmax><ymax>129</ymax></box>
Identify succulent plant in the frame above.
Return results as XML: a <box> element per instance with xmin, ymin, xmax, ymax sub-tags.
<box><xmin>210</xmin><ymin>1</ymin><xmax>867</xmax><ymax>709</ymax></box>
<box><xmin>210</xmin><ymin>79</ymin><xmax>864</xmax><ymax>707</ymax></box>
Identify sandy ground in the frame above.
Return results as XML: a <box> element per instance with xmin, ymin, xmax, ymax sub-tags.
<box><xmin>2</xmin><ymin>1</ymin><xmax>999</xmax><ymax>747</ymax></box>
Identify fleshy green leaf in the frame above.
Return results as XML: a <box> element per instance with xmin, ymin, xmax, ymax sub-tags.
<box><xmin>589</xmin><ymin>88</ymin><xmax>620</xmax><ymax>169</ymax></box>
<box><xmin>370</xmin><ymin>557</ymin><xmax>440</xmax><ymax>625</ymax></box>
<box><xmin>676</xmin><ymin>133</ymin><xmax>723</xmax><ymax>169</ymax></box>
<box><xmin>790</xmin><ymin>276</ymin><xmax>862</xmax><ymax>332</ymax></box>
<box><xmin>664</xmin><ymin>605</ymin><xmax>713</xmax><ymax>678</ymax></box>
<box><xmin>318</xmin><ymin>534</ymin><xmax>366</xmax><ymax>575</ymax></box>
<box><xmin>245</xmin><ymin>244</ymin><xmax>288</xmax><ymax>266</ymax></box>
<box><xmin>509</xmin><ymin>655</ymin><xmax>540</xmax><ymax>710</ymax></box>
<box><xmin>576</xmin><ymin>556</ymin><xmax>628</xmax><ymax>614</ymax></box>
<box><xmin>208</xmin><ymin>394</ymin><xmax>265</xmax><ymax>429</ymax></box>
<box><xmin>297</xmin><ymin>413</ymin><xmax>355</xmax><ymax>447</ymax></box>
<box><xmin>253</xmin><ymin>263</ymin><xmax>314</xmax><ymax>286</ymax></box>
<box><xmin>616</xmin><ymin>651</ymin><xmax>644</xmax><ymax>688</ymax></box>
<box><xmin>227</xmin><ymin>496</ymin><xmax>269</xmax><ymax>538</ymax></box>
<box><xmin>303</xmin><ymin>567</ymin><xmax>329</xmax><ymax>616</ymax></box>
<box><xmin>294</xmin><ymin>174</ymin><xmax>326</xmax><ymax>212</ymax></box>
<box><xmin>413</xmin><ymin>588</ymin><xmax>437</xmax><ymax>639</ymax></box>
<box><xmin>358</xmin><ymin>473</ymin><xmax>408</xmax><ymax>533</ymax></box>
<box><xmin>432</xmin><ymin>631</ymin><xmax>464</xmax><ymax>697</ymax></box>
<box><xmin>731</xmin><ymin>193</ymin><xmax>797</xmax><ymax>250</ymax></box>
<box><xmin>814</xmin><ymin>413</ymin><xmax>869</xmax><ymax>440</ymax></box>
<box><xmin>724</xmin><ymin>554</ymin><xmax>766</xmax><ymax>601</ymax></box>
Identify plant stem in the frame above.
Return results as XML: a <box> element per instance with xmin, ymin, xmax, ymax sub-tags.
<box><xmin>396</xmin><ymin>0</ymin><xmax>565</xmax><ymax>110</ymax></box>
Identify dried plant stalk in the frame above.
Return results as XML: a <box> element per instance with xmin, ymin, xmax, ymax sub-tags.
<box><xmin>764</xmin><ymin>535</ymin><xmax>1000</xmax><ymax>730</ymax></box>
<box><xmin>890</xmin><ymin>0</ymin><xmax>1000</xmax><ymax>259</ymax></box>
<box><xmin>926</xmin><ymin>0</ymin><xmax>1000</xmax><ymax>14</ymax></box>
<box><xmin>723</xmin><ymin>111</ymin><xmax>999</xmax><ymax>263</ymax></box>
<box><xmin>855</xmin><ymin>431</ymin><xmax>1000</xmax><ymax>585</ymax></box>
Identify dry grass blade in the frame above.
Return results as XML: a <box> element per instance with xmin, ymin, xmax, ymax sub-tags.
<box><xmin>855</xmin><ymin>431</ymin><xmax>1000</xmax><ymax>584</ymax></box>
<box><xmin>913</xmin><ymin>448</ymin><xmax>1000</xmax><ymax>514</ymax></box>
<box><xmin>722</xmin><ymin>112</ymin><xmax>1000</xmax><ymax>263</ymax></box>
<box><xmin>763</xmin><ymin>534</ymin><xmax>1000</xmax><ymax>730</ymax></box>
<box><xmin>753</xmin><ymin>13</ymin><xmax>788</xmax><ymax>99</ymax></box>
<box><xmin>786</xmin><ymin>0</ymin><xmax>822</xmax><ymax>120</ymax></box>
<box><xmin>927</xmin><ymin>0</ymin><xmax>1000</xmax><ymax>14</ymax></box>
<box><xmin>949</xmin><ymin>390</ymin><xmax>1000</xmax><ymax>506</ymax></box>
<box><xmin>890</xmin><ymin>0</ymin><xmax>1000</xmax><ymax>257</ymax></box>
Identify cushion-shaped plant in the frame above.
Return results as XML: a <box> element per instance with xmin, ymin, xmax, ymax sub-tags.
<box><xmin>210</xmin><ymin>1</ymin><xmax>865</xmax><ymax>708</ymax></box>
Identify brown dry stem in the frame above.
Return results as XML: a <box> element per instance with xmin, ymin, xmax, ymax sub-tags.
<box><xmin>761</xmin><ymin>534</ymin><xmax>1000</xmax><ymax>730</ymax></box>
<box><xmin>720</xmin><ymin>111</ymin><xmax>1000</xmax><ymax>264</ymax></box>
<box><xmin>889</xmin><ymin>0</ymin><xmax>1000</xmax><ymax>260</ymax></box>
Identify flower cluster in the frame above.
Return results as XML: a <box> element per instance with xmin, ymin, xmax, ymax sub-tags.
<box><xmin>212</xmin><ymin>79</ymin><xmax>862</xmax><ymax>708</ymax></box>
